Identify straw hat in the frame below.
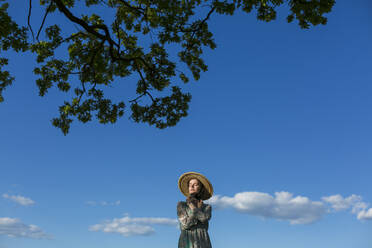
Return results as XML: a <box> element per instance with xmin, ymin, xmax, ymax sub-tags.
<box><xmin>178</xmin><ymin>172</ymin><xmax>213</xmax><ymax>200</ymax></box>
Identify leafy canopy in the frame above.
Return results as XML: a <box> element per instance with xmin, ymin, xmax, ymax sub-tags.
<box><xmin>0</xmin><ymin>0</ymin><xmax>335</xmax><ymax>134</ymax></box>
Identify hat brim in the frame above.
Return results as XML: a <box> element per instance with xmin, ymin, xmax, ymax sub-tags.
<box><xmin>178</xmin><ymin>172</ymin><xmax>213</xmax><ymax>200</ymax></box>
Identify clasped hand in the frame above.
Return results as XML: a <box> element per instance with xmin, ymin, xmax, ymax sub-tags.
<box><xmin>187</xmin><ymin>197</ymin><xmax>203</xmax><ymax>210</ymax></box>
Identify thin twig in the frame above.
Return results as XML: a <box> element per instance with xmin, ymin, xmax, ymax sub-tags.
<box><xmin>114</xmin><ymin>20</ymin><xmax>121</xmax><ymax>53</ymax></box>
<box><xmin>129</xmin><ymin>92</ymin><xmax>146</xmax><ymax>103</ymax></box>
<box><xmin>53</xmin><ymin>0</ymin><xmax>135</xmax><ymax>64</ymax></box>
<box><xmin>36</xmin><ymin>3</ymin><xmax>53</xmax><ymax>41</ymax></box>
<box><xmin>28</xmin><ymin>0</ymin><xmax>35</xmax><ymax>41</ymax></box>
<box><xmin>117</xmin><ymin>0</ymin><xmax>145</xmax><ymax>14</ymax></box>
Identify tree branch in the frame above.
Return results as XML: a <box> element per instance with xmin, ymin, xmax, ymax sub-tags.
<box><xmin>28</xmin><ymin>0</ymin><xmax>35</xmax><ymax>41</ymax></box>
<box><xmin>53</xmin><ymin>0</ymin><xmax>142</xmax><ymax>65</ymax></box>
<box><xmin>36</xmin><ymin>3</ymin><xmax>53</xmax><ymax>41</ymax></box>
<box><xmin>117</xmin><ymin>0</ymin><xmax>145</xmax><ymax>15</ymax></box>
<box><xmin>180</xmin><ymin>6</ymin><xmax>216</xmax><ymax>33</ymax></box>
<box><xmin>78</xmin><ymin>41</ymin><xmax>105</xmax><ymax>104</ymax></box>
<box><xmin>129</xmin><ymin>92</ymin><xmax>146</xmax><ymax>103</ymax></box>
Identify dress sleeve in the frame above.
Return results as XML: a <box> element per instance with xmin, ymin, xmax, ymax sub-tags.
<box><xmin>193</xmin><ymin>204</ymin><xmax>212</xmax><ymax>223</ymax></box>
<box><xmin>177</xmin><ymin>201</ymin><xmax>198</xmax><ymax>230</ymax></box>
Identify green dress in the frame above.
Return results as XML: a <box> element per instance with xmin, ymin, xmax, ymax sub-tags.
<box><xmin>177</xmin><ymin>201</ymin><xmax>212</xmax><ymax>248</ymax></box>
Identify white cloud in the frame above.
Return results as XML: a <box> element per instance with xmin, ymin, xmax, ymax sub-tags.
<box><xmin>322</xmin><ymin>194</ymin><xmax>372</xmax><ymax>221</ymax></box>
<box><xmin>357</xmin><ymin>208</ymin><xmax>372</xmax><ymax>220</ymax></box>
<box><xmin>85</xmin><ymin>200</ymin><xmax>120</xmax><ymax>206</ymax></box>
<box><xmin>351</xmin><ymin>201</ymin><xmax>368</xmax><ymax>214</ymax></box>
<box><xmin>89</xmin><ymin>214</ymin><xmax>178</xmax><ymax>237</ymax></box>
<box><xmin>206</xmin><ymin>191</ymin><xmax>326</xmax><ymax>224</ymax></box>
<box><xmin>0</xmin><ymin>217</ymin><xmax>52</xmax><ymax>239</ymax></box>
<box><xmin>322</xmin><ymin>194</ymin><xmax>362</xmax><ymax>211</ymax></box>
<box><xmin>207</xmin><ymin>192</ymin><xmax>372</xmax><ymax>224</ymax></box>
<box><xmin>2</xmin><ymin>194</ymin><xmax>35</xmax><ymax>206</ymax></box>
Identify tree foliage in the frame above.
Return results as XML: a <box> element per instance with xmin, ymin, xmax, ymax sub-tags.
<box><xmin>0</xmin><ymin>0</ymin><xmax>335</xmax><ymax>134</ymax></box>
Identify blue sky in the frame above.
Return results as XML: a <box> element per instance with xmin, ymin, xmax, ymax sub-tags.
<box><xmin>1</xmin><ymin>1</ymin><xmax>372</xmax><ymax>248</ymax></box>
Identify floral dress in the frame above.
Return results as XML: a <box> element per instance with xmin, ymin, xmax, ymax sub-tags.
<box><xmin>177</xmin><ymin>201</ymin><xmax>212</xmax><ymax>248</ymax></box>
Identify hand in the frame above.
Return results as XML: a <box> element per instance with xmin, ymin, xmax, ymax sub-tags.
<box><xmin>188</xmin><ymin>202</ymin><xmax>196</xmax><ymax>210</ymax></box>
<box><xmin>187</xmin><ymin>199</ymin><xmax>202</xmax><ymax>210</ymax></box>
<box><xmin>197</xmin><ymin>199</ymin><xmax>203</xmax><ymax>208</ymax></box>
<box><xmin>187</xmin><ymin>196</ymin><xmax>197</xmax><ymax>210</ymax></box>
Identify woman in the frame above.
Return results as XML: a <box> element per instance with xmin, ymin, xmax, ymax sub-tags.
<box><xmin>177</xmin><ymin>172</ymin><xmax>214</xmax><ymax>248</ymax></box>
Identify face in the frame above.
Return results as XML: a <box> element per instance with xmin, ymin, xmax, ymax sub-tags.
<box><xmin>188</xmin><ymin>179</ymin><xmax>201</xmax><ymax>195</ymax></box>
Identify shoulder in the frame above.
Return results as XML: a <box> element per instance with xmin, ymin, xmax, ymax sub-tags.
<box><xmin>177</xmin><ymin>201</ymin><xmax>187</xmax><ymax>208</ymax></box>
<box><xmin>177</xmin><ymin>201</ymin><xmax>187</xmax><ymax>213</ymax></box>
<box><xmin>201</xmin><ymin>203</ymin><xmax>212</xmax><ymax>211</ymax></box>
<box><xmin>203</xmin><ymin>203</ymin><xmax>211</xmax><ymax>209</ymax></box>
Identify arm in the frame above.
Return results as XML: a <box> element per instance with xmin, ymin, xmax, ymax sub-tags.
<box><xmin>193</xmin><ymin>204</ymin><xmax>211</xmax><ymax>223</ymax></box>
<box><xmin>177</xmin><ymin>201</ymin><xmax>198</xmax><ymax>230</ymax></box>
